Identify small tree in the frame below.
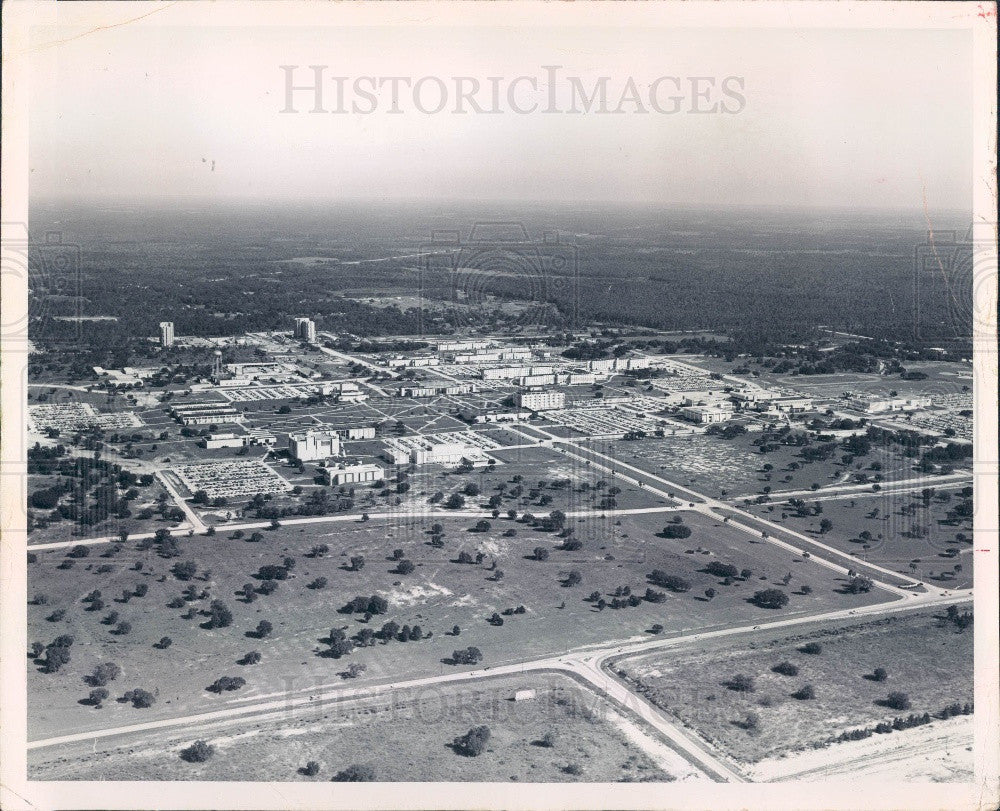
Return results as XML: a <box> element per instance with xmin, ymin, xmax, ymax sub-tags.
<box><xmin>772</xmin><ymin>661</ymin><xmax>799</xmax><ymax>677</ymax></box>
<box><xmin>254</xmin><ymin>620</ymin><xmax>273</xmax><ymax>639</ymax></box>
<box><xmin>885</xmin><ymin>691</ymin><xmax>911</xmax><ymax>711</ymax></box>
<box><xmin>751</xmin><ymin>589</ymin><xmax>789</xmax><ymax>609</ymax></box>
<box><xmin>302</xmin><ymin>761</ymin><xmax>321</xmax><ymax>777</ymax></box>
<box><xmin>395</xmin><ymin>559</ymin><xmax>416</xmax><ymax>575</ymax></box>
<box><xmin>872</xmin><ymin>667</ymin><xmax>888</xmax><ymax>682</ymax></box>
<box><xmin>88</xmin><ymin>688</ymin><xmax>110</xmax><ymax>707</ymax></box>
<box><xmin>792</xmin><ymin>684</ymin><xmax>816</xmax><ymax>700</ymax></box>
<box><xmin>800</xmin><ymin>642</ymin><xmax>823</xmax><ymax>655</ymax></box>
<box><xmin>728</xmin><ymin>674</ymin><xmax>755</xmax><ymax>692</ymax></box>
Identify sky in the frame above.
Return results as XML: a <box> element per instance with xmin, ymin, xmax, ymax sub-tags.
<box><xmin>28</xmin><ymin>15</ymin><xmax>974</xmax><ymax>210</ymax></box>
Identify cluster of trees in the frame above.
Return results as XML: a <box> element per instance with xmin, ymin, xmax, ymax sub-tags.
<box><xmin>647</xmin><ymin>570</ymin><xmax>691</xmax><ymax>593</ymax></box>
<box><xmin>750</xmin><ymin>588</ymin><xmax>789</xmax><ymax>609</ymax></box>
<box><xmin>339</xmin><ymin>594</ymin><xmax>389</xmax><ymax>616</ymax></box>
<box><xmin>451</xmin><ymin>647</ymin><xmax>483</xmax><ymax>665</ymax></box>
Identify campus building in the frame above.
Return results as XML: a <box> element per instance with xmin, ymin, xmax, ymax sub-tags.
<box><xmin>159</xmin><ymin>321</ymin><xmax>175</xmax><ymax>347</ymax></box>
<box><xmin>288</xmin><ymin>430</ymin><xmax>342</xmax><ymax>462</ymax></box>
<box><xmin>680</xmin><ymin>405</ymin><xmax>733</xmax><ymax>424</ymax></box>
<box><xmin>516</xmin><ymin>390</ymin><xmax>566</xmax><ymax>411</ymax></box>
<box><xmin>322</xmin><ymin>462</ymin><xmax>385</xmax><ymax>486</ymax></box>
<box><xmin>294</xmin><ymin>317</ymin><xmax>317</xmax><ymax>343</ymax></box>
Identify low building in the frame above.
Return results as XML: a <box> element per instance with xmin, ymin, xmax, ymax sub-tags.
<box><xmin>846</xmin><ymin>395</ymin><xmax>931</xmax><ymax>414</ymax></box>
<box><xmin>337</xmin><ymin>426</ymin><xmax>377</xmax><ymax>440</ymax></box>
<box><xmin>171</xmin><ymin>403</ymin><xmax>242</xmax><ymax>426</ymax></box>
<box><xmin>201</xmin><ymin>432</ymin><xmax>245</xmax><ymax>449</ymax></box>
<box><xmin>680</xmin><ymin>406</ymin><xmax>732</xmax><ymax>424</ymax></box>
<box><xmin>516</xmin><ymin>390</ymin><xmax>566</xmax><ymax>412</ymax></box>
<box><xmin>334</xmin><ymin>382</ymin><xmax>367</xmax><ymax>403</ymax></box>
<box><xmin>289</xmin><ymin>430</ymin><xmax>342</xmax><ymax>462</ymax></box>
<box><xmin>323</xmin><ymin>462</ymin><xmax>384</xmax><ymax>486</ymax></box>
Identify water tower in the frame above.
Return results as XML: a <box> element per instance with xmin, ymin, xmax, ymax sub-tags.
<box><xmin>212</xmin><ymin>350</ymin><xmax>223</xmax><ymax>380</ymax></box>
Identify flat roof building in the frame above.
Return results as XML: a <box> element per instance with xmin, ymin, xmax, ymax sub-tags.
<box><xmin>516</xmin><ymin>390</ymin><xmax>566</xmax><ymax>412</ymax></box>
<box><xmin>289</xmin><ymin>430</ymin><xmax>342</xmax><ymax>462</ymax></box>
<box><xmin>159</xmin><ymin>322</ymin><xmax>175</xmax><ymax>348</ymax></box>
<box><xmin>323</xmin><ymin>462</ymin><xmax>384</xmax><ymax>486</ymax></box>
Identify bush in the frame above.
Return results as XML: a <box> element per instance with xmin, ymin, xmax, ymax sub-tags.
<box><xmin>884</xmin><ymin>691</ymin><xmax>911</xmax><ymax>711</ymax></box>
<box><xmin>705</xmin><ymin>562</ymin><xmax>739</xmax><ymax>579</ymax></box>
<box><xmin>155</xmin><ymin>636</ymin><xmax>173</xmax><ymax>649</ymax></box>
<box><xmin>451</xmin><ymin>647</ymin><xmax>483</xmax><ymax>665</ymax></box>
<box><xmin>872</xmin><ymin>667</ymin><xmax>888</xmax><ymax>682</ymax></box>
<box><xmin>452</xmin><ymin>725</ymin><xmax>491</xmax><ymax>756</ymax></box>
<box><xmin>88</xmin><ymin>662</ymin><xmax>122</xmax><ymax>686</ymax></box>
<box><xmin>772</xmin><ymin>661</ymin><xmax>799</xmax><ymax>677</ymax></box>
<box><xmin>800</xmin><ymin>642</ymin><xmax>823</xmax><ymax>655</ymax></box>
<box><xmin>207</xmin><ymin>676</ymin><xmax>247</xmax><ymax>693</ymax></box>
<box><xmin>792</xmin><ymin>684</ymin><xmax>816</xmax><ymax>700</ymax></box>
<box><xmin>661</xmin><ymin>524</ymin><xmax>692</xmax><ymax>539</ymax></box>
<box><xmin>648</xmin><ymin>570</ymin><xmax>690</xmax><ymax>592</ymax></box>
<box><xmin>180</xmin><ymin>740</ymin><xmax>215</xmax><ymax>763</ymax></box>
<box><xmin>240</xmin><ymin>651</ymin><xmax>262</xmax><ymax>665</ymax></box>
<box><xmin>88</xmin><ymin>688</ymin><xmax>110</xmax><ymax>706</ymax></box>
<box><xmin>727</xmin><ymin>674</ymin><xmax>755</xmax><ymax>692</ymax></box>
<box><xmin>395</xmin><ymin>559</ymin><xmax>416</xmax><ymax>575</ymax></box>
<box><xmin>331</xmin><ymin>764</ymin><xmax>375</xmax><ymax>782</ymax></box>
<box><xmin>302</xmin><ymin>761</ymin><xmax>320</xmax><ymax>777</ymax></box>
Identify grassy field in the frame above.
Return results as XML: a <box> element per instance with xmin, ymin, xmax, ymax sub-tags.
<box><xmin>615</xmin><ymin>609</ymin><xmax>974</xmax><ymax>764</ymax></box>
<box><xmin>745</xmin><ymin>486</ymin><xmax>974</xmax><ymax>588</ymax></box>
<box><xmin>610</xmin><ymin>433</ymin><xmax>923</xmax><ymax>501</ymax></box>
<box><xmin>26</xmin><ymin>507</ymin><xmax>891</xmax><ymax>740</ymax></box>
<box><xmin>29</xmin><ymin>674</ymin><xmax>672</xmax><ymax>782</ymax></box>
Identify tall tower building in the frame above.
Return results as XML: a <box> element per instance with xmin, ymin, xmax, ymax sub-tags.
<box><xmin>294</xmin><ymin>317</ymin><xmax>317</xmax><ymax>343</ymax></box>
<box><xmin>159</xmin><ymin>321</ymin><xmax>175</xmax><ymax>347</ymax></box>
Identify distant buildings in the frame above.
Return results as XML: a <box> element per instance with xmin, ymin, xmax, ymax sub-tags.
<box><xmin>333</xmin><ymin>382</ymin><xmax>367</xmax><ymax>403</ymax></box>
<box><xmin>159</xmin><ymin>321</ymin><xmax>175</xmax><ymax>347</ymax></box>
<box><xmin>201</xmin><ymin>429</ymin><xmax>277</xmax><ymax>449</ymax></box>
<box><xmin>170</xmin><ymin>402</ymin><xmax>242</xmax><ymax>426</ymax></box>
<box><xmin>380</xmin><ymin>435</ymin><xmax>490</xmax><ymax>467</ymax></box>
<box><xmin>397</xmin><ymin>383</ymin><xmax>474</xmax><ymax>397</ymax></box>
<box><xmin>288</xmin><ymin>430</ymin><xmax>341</xmax><ymax>462</ymax></box>
<box><xmin>336</xmin><ymin>426</ymin><xmax>377</xmax><ymax>440</ymax></box>
<box><xmin>846</xmin><ymin>395</ymin><xmax>931</xmax><ymax>414</ymax></box>
<box><xmin>516</xmin><ymin>390</ymin><xmax>566</xmax><ymax>412</ymax></box>
<box><xmin>294</xmin><ymin>317</ymin><xmax>317</xmax><ymax>343</ymax></box>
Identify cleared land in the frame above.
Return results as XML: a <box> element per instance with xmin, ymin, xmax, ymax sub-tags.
<box><xmin>29</xmin><ymin>674</ymin><xmax>676</xmax><ymax>782</ymax></box>
<box><xmin>615</xmin><ymin>610</ymin><xmax>973</xmax><ymax>766</ymax></box>
<box><xmin>26</xmin><ymin>508</ymin><xmax>891</xmax><ymax>741</ymax></box>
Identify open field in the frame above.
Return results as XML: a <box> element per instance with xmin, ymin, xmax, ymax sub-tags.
<box><xmin>614</xmin><ymin>610</ymin><xmax>973</xmax><ymax>766</ymax></box>
<box><xmin>608</xmin><ymin>433</ymin><xmax>926</xmax><ymax>501</ymax></box>
<box><xmin>745</xmin><ymin>486</ymin><xmax>974</xmax><ymax>588</ymax></box>
<box><xmin>26</xmin><ymin>507</ymin><xmax>892</xmax><ymax>741</ymax></box>
<box><xmin>28</xmin><ymin>673</ymin><xmax>682</xmax><ymax>782</ymax></box>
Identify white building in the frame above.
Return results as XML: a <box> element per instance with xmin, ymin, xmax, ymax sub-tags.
<box><xmin>846</xmin><ymin>395</ymin><xmax>931</xmax><ymax>414</ymax></box>
<box><xmin>681</xmin><ymin>406</ymin><xmax>732</xmax><ymax>424</ymax></box>
<box><xmin>159</xmin><ymin>321</ymin><xmax>175</xmax><ymax>347</ymax></box>
<box><xmin>516</xmin><ymin>390</ymin><xmax>566</xmax><ymax>411</ymax></box>
<box><xmin>201</xmin><ymin>432</ymin><xmax>245</xmax><ymax>449</ymax></box>
<box><xmin>294</xmin><ymin>317</ymin><xmax>317</xmax><ymax>343</ymax></box>
<box><xmin>334</xmin><ymin>382</ymin><xmax>367</xmax><ymax>403</ymax></box>
<box><xmin>288</xmin><ymin>430</ymin><xmax>342</xmax><ymax>462</ymax></box>
<box><xmin>323</xmin><ymin>462</ymin><xmax>384</xmax><ymax>486</ymax></box>
<box><xmin>337</xmin><ymin>426</ymin><xmax>377</xmax><ymax>440</ymax></box>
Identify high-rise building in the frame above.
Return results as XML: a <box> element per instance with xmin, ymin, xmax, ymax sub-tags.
<box><xmin>516</xmin><ymin>390</ymin><xmax>565</xmax><ymax>411</ymax></box>
<box><xmin>294</xmin><ymin>317</ymin><xmax>316</xmax><ymax>343</ymax></box>
<box><xmin>159</xmin><ymin>321</ymin><xmax>175</xmax><ymax>347</ymax></box>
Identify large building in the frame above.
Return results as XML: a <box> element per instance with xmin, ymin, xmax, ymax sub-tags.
<box><xmin>294</xmin><ymin>317</ymin><xmax>317</xmax><ymax>343</ymax></box>
<box><xmin>846</xmin><ymin>395</ymin><xmax>931</xmax><ymax>414</ymax></box>
<box><xmin>680</xmin><ymin>405</ymin><xmax>732</xmax><ymax>424</ymax></box>
<box><xmin>322</xmin><ymin>462</ymin><xmax>385</xmax><ymax>486</ymax></box>
<box><xmin>159</xmin><ymin>321</ymin><xmax>175</xmax><ymax>348</ymax></box>
<box><xmin>288</xmin><ymin>430</ymin><xmax>341</xmax><ymax>462</ymax></box>
<box><xmin>516</xmin><ymin>390</ymin><xmax>566</xmax><ymax>411</ymax></box>
<box><xmin>170</xmin><ymin>402</ymin><xmax>242</xmax><ymax>426</ymax></box>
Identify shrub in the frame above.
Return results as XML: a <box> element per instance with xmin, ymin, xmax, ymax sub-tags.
<box><xmin>207</xmin><ymin>676</ymin><xmax>247</xmax><ymax>693</ymax></box>
<box><xmin>661</xmin><ymin>524</ymin><xmax>692</xmax><ymax>539</ymax></box>
<box><xmin>88</xmin><ymin>688</ymin><xmax>110</xmax><ymax>705</ymax></box>
<box><xmin>88</xmin><ymin>662</ymin><xmax>122</xmax><ymax>686</ymax></box>
<box><xmin>180</xmin><ymin>740</ymin><xmax>215</xmax><ymax>763</ymax></box>
<box><xmin>727</xmin><ymin>674</ymin><xmax>755</xmax><ymax>692</ymax></box>
<box><xmin>331</xmin><ymin>764</ymin><xmax>375</xmax><ymax>782</ymax></box>
<box><xmin>240</xmin><ymin>651</ymin><xmax>262</xmax><ymax>665</ymax></box>
<box><xmin>302</xmin><ymin>761</ymin><xmax>320</xmax><ymax>777</ymax></box>
<box><xmin>792</xmin><ymin>684</ymin><xmax>816</xmax><ymax>700</ymax></box>
<box><xmin>451</xmin><ymin>647</ymin><xmax>483</xmax><ymax>665</ymax></box>
<box><xmin>648</xmin><ymin>570</ymin><xmax>690</xmax><ymax>592</ymax></box>
<box><xmin>772</xmin><ymin>661</ymin><xmax>799</xmax><ymax>677</ymax></box>
<box><xmin>452</xmin><ymin>725</ymin><xmax>491</xmax><ymax>756</ymax></box>
<box><xmin>872</xmin><ymin>667</ymin><xmax>888</xmax><ymax>682</ymax></box>
<box><xmin>800</xmin><ymin>642</ymin><xmax>823</xmax><ymax>655</ymax></box>
<box><xmin>705</xmin><ymin>562</ymin><xmax>739</xmax><ymax>579</ymax></box>
<box><xmin>155</xmin><ymin>636</ymin><xmax>172</xmax><ymax>649</ymax></box>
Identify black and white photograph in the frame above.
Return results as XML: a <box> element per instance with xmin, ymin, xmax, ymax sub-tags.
<box><xmin>1</xmin><ymin>2</ymin><xmax>997</xmax><ymax>809</ymax></box>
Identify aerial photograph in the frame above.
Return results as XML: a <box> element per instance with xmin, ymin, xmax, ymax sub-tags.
<box><xmin>5</xmin><ymin>2</ymin><xmax>995</xmax><ymax>807</ymax></box>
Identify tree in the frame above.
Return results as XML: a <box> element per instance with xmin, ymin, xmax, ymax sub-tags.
<box><xmin>792</xmin><ymin>684</ymin><xmax>816</xmax><ymax>700</ymax></box>
<box><xmin>533</xmin><ymin>547</ymin><xmax>550</xmax><ymax>561</ymax></box>
<box><xmin>800</xmin><ymin>642</ymin><xmax>823</xmax><ymax>655</ymax></box>
<box><xmin>331</xmin><ymin>764</ymin><xmax>375</xmax><ymax>782</ymax></box>
<box><xmin>180</xmin><ymin>740</ymin><xmax>215</xmax><ymax>763</ymax></box>
<box><xmin>254</xmin><ymin>620</ymin><xmax>273</xmax><ymax>639</ymax></box>
<box><xmin>445</xmin><ymin>493</ymin><xmax>466</xmax><ymax>509</ymax></box>
<box><xmin>704</xmin><ymin>588</ymin><xmax>716</xmax><ymax>601</ymax></box>
<box><xmin>452</xmin><ymin>725</ymin><xmax>491</xmax><ymax>756</ymax></box>
<box><xmin>473</xmin><ymin>520</ymin><xmax>491</xmax><ymax>533</ymax></box>
<box><xmin>88</xmin><ymin>662</ymin><xmax>122</xmax><ymax>686</ymax></box>
<box><xmin>302</xmin><ymin>761</ymin><xmax>321</xmax><ymax>776</ymax></box>
<box><xmin>395</xmin><ymin>559</ymin><xmax>416</xmax><ymax>575</ymax></box>
<box><xmin>563</xmin><ymin>570</ymin><xmax>582</xmax><ymax>587</ymax></box>
<box><xmin>204</xmin><ymin>600</ymin><xmax>233</xmax><ymax>629</ymax></box>
<box><xmin>751</xmin><ymin>589</ymin><xmax>789</xmax><ymax>609</ymax></box>
<box><xmin>705</xmin><ymin>562</ymin><xmax>739</xmax><ymax>579</ymax></box>
<box><xmin>240</xmin><ymin>651</ymin><xmax>262</xmax><ymax>665</ymax></box>
<box><xmin>819</xmin><ymin>518</ymin><xmax>833</xmax><ymax>534</ymax></box>
<box><xmin>172</xmin><ymin>560</ymin><xmax>198</xmax><ymax>580</ymax></box>
<box><xmin>872</xmin><ymin>667</ymin><xmax>888</xmax><ymax>682</ymax></box>
<box><xmin>88</xmin><ymin>688</ymin><xmax>110</xmax><ymax>707</ymax></box>
<box><xmin>208</xmin><ymin>676</ymin><xmax>247</xmax><ymax>693</ymax></box>
<box><xmin>648</xmin><ymin>570</ymin><xmax>691</xmax><ymax>592</ymax></box>
<box><xmin>451</xmin><ymin>646</ymin><xmax>482</xmax><ymax>665</ymax></box>
<box><xmin>772</xmin><ymin>661</ymin><xmax>798</xmax><ymax>676</ymax></box>
<box><xmin>884</xmin><ymin>691</ymin><xmax>911</xmax><ymax>711</ymax></box>
<box><xmin>538</xmin><ymin>731</ymin><xmax>557</xmax><ymax>748</ymax></box>
<box><xmin>349</xmin><ymin>555</ymin><xmax>365</xmax><ymax>571</ymax></box>
<box><xmin>662</xmin><ymin>524</ymin><xmax>692</xmax><ymax>539</ymax></box>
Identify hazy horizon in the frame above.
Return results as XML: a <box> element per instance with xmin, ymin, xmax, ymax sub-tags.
<box><xmin>29</xmin><ymin>22</ymin><xmax>973</xmax><ymax>211</ymax></box>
